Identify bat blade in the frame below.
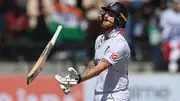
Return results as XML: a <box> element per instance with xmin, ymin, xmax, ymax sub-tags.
<box><xmin>27</xmin><ymin>42</ymin><xmax>53</xmax><ymax>85</ymax></box>
<box><xmin>27</xmin><ymin>25</ymin><xmax>63</xmax><ymax>85</ymax></box>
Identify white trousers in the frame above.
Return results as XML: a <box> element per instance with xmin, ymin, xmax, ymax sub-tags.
<box><xmin>93</xmin><ymin>90</ymin><xmax>130</xmax><ymax>101</ymax></box>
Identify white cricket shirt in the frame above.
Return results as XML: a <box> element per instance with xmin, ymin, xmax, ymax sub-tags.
<box><xmin>94</xmin><ymin>27</ymin><xmax>130</xmax><ymax>93</ymax></box>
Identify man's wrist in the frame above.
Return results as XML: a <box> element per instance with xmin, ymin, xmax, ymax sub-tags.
<box><xmin>75</xmin><ymin>74</ymin><xmax>82</xmax><ymax>84</ymax></box>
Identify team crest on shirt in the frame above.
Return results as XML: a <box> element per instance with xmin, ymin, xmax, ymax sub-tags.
<box><xmin>110</xmin><ymin>53</ymin><xmax>119</xmax><ymax>60</ymax></box>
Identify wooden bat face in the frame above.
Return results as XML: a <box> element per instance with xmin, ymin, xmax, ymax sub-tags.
<box><xmin>27</xmin><ymin>42</ymin><xmax>53</xmax><ymax>85</ymax></box>
<box><xmin>27</xmin><ymin>65</ymin><xmax>43</xmax><ymax>85</ymax></box>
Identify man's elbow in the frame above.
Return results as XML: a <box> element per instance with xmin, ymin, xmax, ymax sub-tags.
<box><xmin>95</xmin><ymin>68</ymin><xmax>106</xmax><ymax>76</ymax></box>
<box><xmin>94</xmin><ymin>69</ymin><xmax>103</xmax><ymax>77</ymax></box>
<box><xmin>95</xmin><ymin>72</ymin><xmax>100</xmax><ymax>76</ymax></box>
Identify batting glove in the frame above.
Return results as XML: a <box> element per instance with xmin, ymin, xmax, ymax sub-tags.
<box><xmin>55</xmin><ymin>67</ymin><xmax>82</xmax><ymax>88</ymax></box>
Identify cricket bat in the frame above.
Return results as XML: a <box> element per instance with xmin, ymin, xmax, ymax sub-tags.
<box><xmin>27</xmin><ymin>25</ymin><xmax>63</xmax><ymax>85</ymax></box>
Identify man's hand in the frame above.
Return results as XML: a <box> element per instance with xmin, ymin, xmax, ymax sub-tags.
<box><xmin>58</xmin><ymin>74</ymin><xmax>72</xmax><ymax>95</ymax></box>
<box><xmin>55</xmin><ymin>74</ymin><xmax>78</xmax><ymax>87</ymax></box>
<box><xmin>55</xmin><ymin>67</ymin><xmax>81</xmax><ymax>88</ymax></box>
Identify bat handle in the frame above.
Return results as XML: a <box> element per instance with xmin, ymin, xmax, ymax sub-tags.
<box><xmin>51</xmin><ymin>25</ymin><xmax>63</xmax><ymax>45</ymax></box>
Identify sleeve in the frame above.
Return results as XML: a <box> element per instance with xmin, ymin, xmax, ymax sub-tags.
<box><xmin>103</xmin><ymin>39</ymin><xmax>128</xmax><ymax>65</ymax></box>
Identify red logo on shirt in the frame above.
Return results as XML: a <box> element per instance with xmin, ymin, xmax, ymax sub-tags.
<box><xmin>110</xmin><ymin>53</ymin><xmax>119</xmax><ymax>60</ymax></box>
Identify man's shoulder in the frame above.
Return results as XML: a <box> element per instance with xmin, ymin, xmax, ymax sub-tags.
<box><xmin>115</xmin><ymin>34</ymin><xmax>127</xmax><ymax>43</ymax></box>
<box><xmin>110</xmin><ymin>36</ymin><xmax>128</xmax><ymax>49</ymax></box>
<box><xmin>96</xmin><ymin>34</ymin><xmax>103</xmax><ymax>42</ymax></box>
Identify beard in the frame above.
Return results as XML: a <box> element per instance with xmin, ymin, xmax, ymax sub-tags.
<box><xmin>101</xmin><ymin>19</ymin><xmax>115</xmax><ymax>30</ymax></box>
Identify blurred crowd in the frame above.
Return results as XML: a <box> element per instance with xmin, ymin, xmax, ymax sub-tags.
<box><xmin>0</xmin><ymin>0</ymin><xmax>180</xmax><ymax>73</ymax></box>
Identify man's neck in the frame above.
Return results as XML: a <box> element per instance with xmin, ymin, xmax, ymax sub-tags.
<box><xmin>104</xmin><ymin>27</ymin><xmax>116</xmax><ymax>39</ymax></box>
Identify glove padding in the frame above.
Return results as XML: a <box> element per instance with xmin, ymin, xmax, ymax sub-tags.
<box><xmin>55</xmin><ymin>74</ymin><xmax>78</xmax><ymax>88</ymax></box>
<box><xmin>59</xmin><ymin>74</ymin><xmax>72</xmax><ymax>95</ymax></box>
<box><xmin>55</xmin><ymin>67</ymin><xmax>81</xmax><ymax>94</ymax></box>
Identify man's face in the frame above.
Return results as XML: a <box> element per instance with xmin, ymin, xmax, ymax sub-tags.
<box><xmin>101</xmin><ymin>11</ymin><xmax>115</xmax><ymax>30</ymax></box>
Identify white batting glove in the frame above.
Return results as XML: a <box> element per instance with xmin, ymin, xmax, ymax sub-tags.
<box><xmin>59</xmin><ymin>74</ymin><xmax>72</xmax><ymax>95</ymax></box>
<box><xmin>56</xmin><ymin>67</ymin><xmax>79</xmax><ymax>95</ymax></box>
<box><xmin>55</xmin><ymin>67</ymin><xmax>82</xmax><ymax>89</ymax></box>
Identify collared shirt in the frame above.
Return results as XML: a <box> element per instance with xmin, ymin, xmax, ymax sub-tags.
<box><xmin>94</xmin><ymin>27</ymin><xmax>130</xmax><ymax>93</ymax></box>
